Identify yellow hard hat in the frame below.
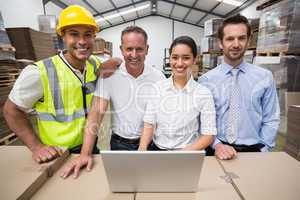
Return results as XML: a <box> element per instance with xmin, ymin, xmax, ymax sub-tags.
<box><xmin>56</xmin><ymin>5</ymin><xmax>100</xmax><ymax>36</ymax></box>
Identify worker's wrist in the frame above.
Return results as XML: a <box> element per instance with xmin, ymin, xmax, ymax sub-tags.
<box><xmin>138</xmin><ymin>143</ymin><xmax>148</xmax><ymax>150</ymax></box>
<box><xmin>29</xmin><ymin>140</ymin><xmax>44</xmax><ymax>152</ymax></box>
<box><xmin>80</xmin><ymin>148</ymin><xmax>92</xmax><ymax>156</ymax></box>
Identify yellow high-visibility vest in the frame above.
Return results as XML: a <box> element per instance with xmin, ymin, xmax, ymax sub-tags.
<box><xmin>34</xmin><ymin>54</ymin><xmax>101</xmax><ymax>148</ymax></box>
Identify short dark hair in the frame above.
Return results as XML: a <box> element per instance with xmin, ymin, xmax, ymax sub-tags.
<box><xmin>121</xmin><ymin>26</ymin><xmax>148</xmax><ymax>44</ymax></box>
<box><xmin>169</xmin><ymin>36</ymin><xmax>197</xmax><ymax>58</ymax></box>
<box><xmin>218</xmin><ymin>14</ymin><xmax>251</xmax><ymax>41</ymax></box>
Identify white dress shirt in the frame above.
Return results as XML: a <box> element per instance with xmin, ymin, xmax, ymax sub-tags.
<box><xmin>94</xmin><ymin>64</ymin><xmax>165</xmax><ymax>139</ymax></box>
<box><xmin>144</xmin><ymin>76</ymin><xmax>217</xmax><ymax>149</ymax></box>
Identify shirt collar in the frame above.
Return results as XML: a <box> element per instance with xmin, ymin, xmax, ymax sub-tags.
<box><xmin>59</xmin><ymin>51</ymin><xmax>86</xmax><ymax>73</ymax></box>
<box><xmin>165</xmin><ymin>75</ymin><xmax>196</xmax><ymax>93</ymax></box>
<box><xmin>220</xmin><ymin>59</ymin><xmax>247</xmax><ymax>75</ymax></box>
<box><xmin>119</xmin><ymin>63</ymin><xmax>149</xmax><ymax>78</ymax></box>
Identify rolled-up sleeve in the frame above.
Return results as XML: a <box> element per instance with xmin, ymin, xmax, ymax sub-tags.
<box><xmin>94</xmin><ymin>77</ymin><xmax>110</xmax><ymax>100</ymax></box>
<box><xmin>143</xmin><ymin>100</ymin><xmax>157</xmax><ymax>125</ymax></box>
<box><xmin>8</xmin><ymin>65</ymin><xmax>43</xmax><ymax>110</ymax></box>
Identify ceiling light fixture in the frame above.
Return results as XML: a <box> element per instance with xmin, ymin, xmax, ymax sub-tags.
<box><xmin>96</xmin><ymin>4</ymin><xmax>150</xmax><ymax>23</ymax></box>
<box><xmin>217</xmin><ymin>0</ymin><xmax>243</xmax><ymax>7</ymax></box>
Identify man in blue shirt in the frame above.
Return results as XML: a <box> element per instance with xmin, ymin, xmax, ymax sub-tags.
<box><xmin>199</xmin><ymin>14</ymin><xmax>280</xmax><ymax>160</ymax></box>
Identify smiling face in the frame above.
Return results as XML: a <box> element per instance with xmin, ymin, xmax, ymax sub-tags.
<box><xmin>63</xmin><ymin>25</ymin><xmax>95</xmax><ymax>62</ymax></box>
<box><xmin>170</xmin><ymin>43</ymin><xmax>195</xmax><ymax>79</ymax></box>
<box><xmin>120</xmin><ymin>32</ymin><xmax>148</xmax><ymax>71</ymax></box>
<box><xmin>219</xmin><ymin>23</ymin><xmax>249</xmax><ymax>66</ymax></box>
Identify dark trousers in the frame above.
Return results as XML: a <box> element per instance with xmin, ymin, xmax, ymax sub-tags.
<box><xmin>205</xmin><ymin>141</ymin><xmax>265</xmax><ymax>156</ymax></box>
<box><xmin>148</xmin><ymin>142</ymin><xmax>167</xmax><ymax>151</ymax></box>
<box><xmin>110</xmin><ymin>133</ymin><xmax>140</xmax><ymax>150</ymax></box>
<box><xmin>69</xmin><ymin>136</ymin><xmax>100</xmax><ymax>154</ymax></box>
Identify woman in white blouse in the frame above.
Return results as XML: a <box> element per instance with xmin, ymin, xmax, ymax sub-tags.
<box><xmin>138</xmin><ymin>36</ymin><xmax>217</xmax><ymax>151</ymax></box>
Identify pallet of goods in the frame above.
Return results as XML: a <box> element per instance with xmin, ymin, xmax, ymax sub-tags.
<box><xmin>254</xmin><ymin>56</ymin><xmax>300</xmax><ymax>115</ymax></box>
<box><xmin>257</xmin><ymin>0</ymin><xmax>300</xmax><ymax>54</ymax></box>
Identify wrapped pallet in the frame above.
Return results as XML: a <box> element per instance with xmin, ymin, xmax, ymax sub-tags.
<box><xmin>254</xmin><ymin>56</ymin><xmax>300</xmax><ymax>91</ymax></box>
<box><xmin>254</xmin><ymin>56</ymin><xmax>300</xmax><ymax>115</ymax></box>
<box><xmin>6</xmin><ymin>27</ymin><xmax>56</xmax><ymax>61</ymax></box>
<box><xmin>257</xmin><ymin>0</ymin><xmax>300</xmax><ymax>53</ymax></box>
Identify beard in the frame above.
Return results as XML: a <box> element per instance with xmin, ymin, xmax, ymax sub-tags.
<box><xmin>223</xmin><ymin>48</ymin><xmax>246</xmax><ymax>62</ymax></box>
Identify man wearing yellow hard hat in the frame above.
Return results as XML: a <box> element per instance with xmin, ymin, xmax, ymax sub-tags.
<box><xmin>3</xmin><ymin>5</ymin><xmax>121</xmax><ymax>163</ymax></box>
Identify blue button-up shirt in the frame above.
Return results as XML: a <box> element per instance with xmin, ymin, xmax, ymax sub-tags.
<box><xmin>199</xmin><ymin>61</ymin><xmax>280</xmax><ymax>151</ymax></box>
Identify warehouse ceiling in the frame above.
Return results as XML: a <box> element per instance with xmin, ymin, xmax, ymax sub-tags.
<box><xmin>44</xmin><ymin>0</ymin><xmax>258</xmax><ymax>30</ymax></box>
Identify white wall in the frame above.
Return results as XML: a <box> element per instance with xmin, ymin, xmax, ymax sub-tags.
<box><xmin>0</xmin><ymin>0</ymin><xmax>44</xmax><ymax>30</ymax></box>
<box><xmin>98</xmin><ymin>16</ymin><xmax>203</xmax><ymax>71</ymax></box>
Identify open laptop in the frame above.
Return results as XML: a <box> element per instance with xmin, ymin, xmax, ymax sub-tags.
<box><xmin>101</xmin><ymin>150</ymin><xmax>205</xmax><ymax>193</ymax></box>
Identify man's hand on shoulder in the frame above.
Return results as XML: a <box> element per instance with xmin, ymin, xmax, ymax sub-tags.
<box><xmin>98</xmin><ymin>57</ymin><xmax>122</xmax><ymax>78</ymax></box>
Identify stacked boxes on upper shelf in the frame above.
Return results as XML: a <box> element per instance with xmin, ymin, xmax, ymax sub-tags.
<box><xmin>93</xmin><ymin>38</ymin><xmax>113</xmax><ymax>62</ymax></box>
<box><xmin>201</xmin><ymin>18</ymin><xmax>223</xmax><ymax>73</ymax></box>
<box><xmin>201</xmin><ymin>18</ymin><xmax>223</xmax><ymax>53</ymax></box>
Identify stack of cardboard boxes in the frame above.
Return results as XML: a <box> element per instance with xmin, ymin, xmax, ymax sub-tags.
<box><xmin>257</xmin><ymin>0</ymin><xmax>300</xmax><ymax>53</ymax></box>
<box><xmin>6</xmin><ymin>27</ymin><xmax>56</xmax><ymax>61</ymax></box>
<box><xmin>0</xmin><ymin>12</ymin><xmax>20</xmax><ymax>144</ymax></box>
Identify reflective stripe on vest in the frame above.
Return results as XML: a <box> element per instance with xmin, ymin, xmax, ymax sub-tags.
<box><xmin>37</xmin><ymin>57</ymin><xmax>97</xmax><ymax>122</ymax></box>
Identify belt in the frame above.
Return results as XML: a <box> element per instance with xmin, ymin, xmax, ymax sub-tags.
<box><xmin>221</xmin><ymin>141</ymin><xmax>265</xmax><ymax>152</ymax></box>
<box><xmin>111</xmin><ymin>133</ymin><xmax>140</xmax><ymax>144</ymax></box>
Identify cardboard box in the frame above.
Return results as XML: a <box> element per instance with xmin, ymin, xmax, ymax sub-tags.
<box><xmin>6</xmin><ymin>27</ymin><xmax>56</xmax><ymax>61</ymax></box>
<box><xmin>32</xmin><ymin>155</ymin><xmax>134</xmax><ymax>200</ymax></box>
<box><xmin>94</xmin><ymin>38</ymin><xmax>106</xmax><ymax>52</ymax></box>
<box><xmin>220</xmin><ymin>152</ymin><xmax>300</xmax><ymax>200</ymax></box>
<box><xmin>254</xmin><ymin>56</ymin><xmax>300</xmax><ymax>92</ymax></box>
<box><xmin>136</xmin><ymin>157</ymin><xmax>240</xmax><ymax>200</ymax></box>
<box><xmin>0</xmin><ymin>146</ymin><xmax>69</xmax><ymax>200</ymax></box>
